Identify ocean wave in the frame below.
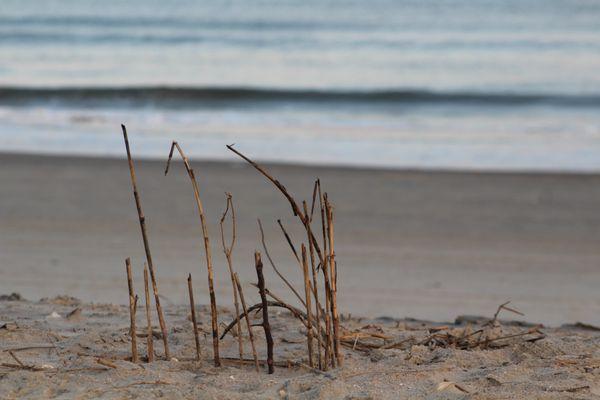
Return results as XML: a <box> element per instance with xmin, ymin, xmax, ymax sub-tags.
<box><xmin>1</xmin><ymin>86</ymin><xmax>599</xmax><ymax>109</ymax></box>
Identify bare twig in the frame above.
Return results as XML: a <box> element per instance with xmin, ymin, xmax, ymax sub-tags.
<box><xmin>255</xmin><ymin>252</ymin><xmax>274</xmax><ymax>374</ymax></box>
<box><xmin>234</xmin><ymin>273</ymin><xmax>259</xmax><ymax>372</ymax></box>
<box><xmin>258</xmin><ymin>219</ymin><xmax>305</xmax><ymax>307</ymax></box>
<box><xmin>277</xmin><ymin>219</ymin><xmax>300</xmax><ymax>263</ymax></box>
<box><xmin>122</xmin><ymin>125</ymin><xmax>169</xmax><ymax>359</ymax></box>
<box><xmin>165</xmin><ymin>141</ymin><xmax>220</xmax><ymax>367</ymax></box>
<box><xmin>301</xmin><ymin>244</ymin><xmax>314</xmax><ymax>367</ymax></box>
<box><xmin>125</xmin><ymin>258</ymin><xmax>138</xmax><ymax>363</ymax></box>
<box><xmin>187</xmin><ymin>274</ymin><xmax>201</xmax><ymax>361</ymax></box>
<box><xmin>220</xmin><ymin>193</ymin><xmax>243</xmax><ymax>360</ymax></box>
<box><xmin>325</xmin><ymin>195</ymin><xmax>342</xmax><ymax>366</ymax></box>
<box><xmin>143</xmin><ymin>263</ymin><xmax>154</xmax><ymax>362</ymax></box>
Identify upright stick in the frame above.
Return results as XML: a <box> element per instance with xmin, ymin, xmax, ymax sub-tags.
<box><xmin>301</xmin><ymin>244</ymin><xmax>314</xmax><ymax>367</ymax></box>
<box><xmin>143</xmin><ymin>263</ymin><xmax>154</xmax><ymax>362</ymax></box>
<box><xmin>303</xmin><ymin>201</ymin><xmax>322</xmax><ymax>370</ymax></box>
<box><xmin>325</xmin><ymin>195</ymin><xmax>342</xmax><ymax>367</ymax></box>
<box><xmin>234</xmin><ymin>273</ymin><xmax>260</xmax><ymax>372</ymax></box>
<box><xmin>220</xmin><ymin>193</ymin><xmax>243</xmax><ymax>360</ymax></box>
<box><xmin>255</xmin><ymin>252</ymin><xmax>274</xmax><ymax>374</ymax></box>
<box><xmin>122</xmin><ymin>125</ymin><xmax>170</xmax><ymax>359</ymax></box>
<box><xmin>165</xmin><ymin>141</ymin><xmax>220</xmax><ymax>367</ymax></box>
<box><xmin>187</xmin><ymin>274</ymin><xmax>201</xmax><ymax>361</ymax></box>
<box><xmin>318</xmin><ymin>186</ymin><xmax>334</xmax><ymax>369</ymax></box>
<box><xmin>125</xmin><ymin>258</ymin><xmax>138</xmax><ymax>363</ymax></box>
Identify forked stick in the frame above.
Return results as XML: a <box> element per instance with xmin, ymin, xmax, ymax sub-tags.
<box><xmin>255</xmin><ymin>252</ymin><xmax>274</xmax><ymax>374</ymax></box>
<box><xmin>187</xmin><ymin>274</ymin><xmax>201</xmax><ymax>361</ymax></box>
<box><xmin>143</xmin><ymin>263</ymin><xmax>154</xmax><ymax>362</ymax></box>
<box><xmin>125</xmin><ymin>258</ymin><xmax>138</xmax><ymax>363</ymax></box>
<box><xmin>220</xmin><ymin>193</ymin><xmax>243</xmax><ymax>360</ymax></box>
<box><xmin>226</xmin><ymin>145</ymin><xmax>323</xmax><ymax>263</ymax></box>
<box><xmin>165</xmin><ymin>141</ymin><xmax>220</xmax><ymax>367</ymax></box>
<box><xmin>233</xmin><ymin>273</ymin><xmax>260</xmax><ymax>372</ymax></box>
<box><xmin>122</xmin><ymin>125</ymin><xmax>170</xmax><ymax>359</ymax></box>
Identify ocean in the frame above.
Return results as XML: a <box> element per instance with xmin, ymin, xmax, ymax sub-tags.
<box><xmin>1</xmin><ymin>0</ymin><xmax>600</xmax><ymax>171</ymax></box>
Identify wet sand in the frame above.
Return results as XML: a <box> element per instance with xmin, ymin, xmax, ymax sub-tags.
<box><xmin>0</xmin><ymin>152</ymin><xmax>599</xmax><ymax>326</ymax></box>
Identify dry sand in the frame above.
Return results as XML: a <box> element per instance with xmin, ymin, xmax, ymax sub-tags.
<box><xmin>0</xmin><ymin>295</ymin><xmax>598</xmax><ymax>399</ymax></box>
<box><xmin>0</xmin><ymin>153</ymin><xmax>599</xmax><ymax>326</ymax></box>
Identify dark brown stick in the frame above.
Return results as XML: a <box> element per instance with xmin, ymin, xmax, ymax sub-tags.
<box><xmin>258</xmin><ymin>219</ymin><xmax>305</xmax><ymax>307</ymax></box>
<box><xmin>301</xmin><ymin>244</ymin><xmax>314</xmax><ymax>367</ymax></box>
<box><xmin>325</xmin><ymin>195</ymin><xmax>342</xmax><ymax>367</ymax></box>
<box><xmin>143</xmin><ymin>263</ymin><xmax>154</xmax><ymax>362</ymax></box>
<box><xmin>220</xmin><ymin>193</ymin><xmax>243</xmax><ymax>360</ymax></box>
<box><xmin>226</xmin><ymin>145</ymin><xmax>323</xmax><ymax>263</ymax></box>
<box><xmin>255</xmin><ymin>252</ymin><xmax>274</xmax><ymax>374</ymax></box>
<box><xmin>277</xmin><ymin>219</ymin><xmax>300</xmax><ymax>263</ymax></box>
<box><xmin>233</xmin><ymin>273</ymin><xmax>259</xmax><ymax>372</ymax></box>
<box><xmin>122</xmin><ymin>125</ymin><xmax>170</xmax><ymax>359</ymax></box>
<box><xmin>187</xmin><ymin>274</ymin><xmax>201</xmax><ymax>361</ymax></box>
<box><xmin>165</xmin><ymin>141</ymin><xmax>220</xmax><ymax>367</ymax></box>
<box><xmin>125</xmin><ymin>258</ymin><xmax>138</xmax><ymax>363</ymax></box>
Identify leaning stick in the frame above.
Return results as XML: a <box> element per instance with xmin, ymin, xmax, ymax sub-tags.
<box><xmin>125</xmin><ymin>258</ymin><xmax>138</xmax><ymax>363</ymax></box>
<box><xmin>220</xmin><ymin>193</ymin><xmax>243</xmax><ymax>360</ymax></box>
<box><xmin>226</xmin><ymin>145</ymin><xmax>323</xmax><ymax>263</ymax></box>
<box><xmin>122</xmin><ymin>125</ymin><xmax>170</xmax><ymax>359</ymax></box>
<box><xmin>277</xmin><ymin>219</ymin><xmax>300</xmax><ymax>263</ymax></box>
<box><xmin>187</xmin><ymin>274</ymin><xmax>201</xmax><ymax>361</ymax></box>
<box><xmin>165</xmin><ymin>141</ymin><xmax>220</xmax><ymax>367</ymax></box>
<box><xmin>258</xmin><ymin>219</ymin><xmax>305</xmax><ymax>307</ymax></box>
<box><xmin>325</xmin><ymin>195</ymin><xmax>342</xmax><ymax>367</ymax></box>
<box><xmin>301</xmin><ymin>244</ymin><xmax>314</xmax><ymax>367</ymax></box>
<box><xmin>255</xmin><ymin>252</ymin><xmax>274</xmax><ymax>374</ymax></box>
<box><xmin>233</xmin><ymin>273</ymin><xmax>259</xmax><ymax>372</ymax></box>
<box><xmin>143</xmin><ymin>263</ymin><xmax>154</xmax><ymax>362</ymax></box>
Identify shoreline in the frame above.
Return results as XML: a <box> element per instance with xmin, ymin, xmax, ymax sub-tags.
<box><xmin>1</xmin><ymin>151</ymin><xmax>599</xmax><ymax>326</ymax></box>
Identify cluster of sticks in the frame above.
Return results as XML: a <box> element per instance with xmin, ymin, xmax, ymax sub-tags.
<box><xmin>120</xmin><ymin>125</ymin><xmax>343</xmax><ymax>373</ymax></box>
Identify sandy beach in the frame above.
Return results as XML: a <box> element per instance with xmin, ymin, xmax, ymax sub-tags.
<box><xmin>0</xmin><ymin>152</ymin><xmax>599</xmax><ymax>326</ymax></box>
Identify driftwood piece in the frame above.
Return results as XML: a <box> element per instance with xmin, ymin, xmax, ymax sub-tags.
<box><xmin>255</xmin><ymin>252</ymin><xmax>274</xmax><ymax>374</ymax></box>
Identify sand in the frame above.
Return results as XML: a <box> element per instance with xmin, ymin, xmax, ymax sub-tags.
<box><xmin>0</xmin><ymin>152</ymin><xmax>599</xmax><ymax>326</ymax></box>
<box><xmin>1</xmin><ymin>295</ymin><xmax>599</xmax><ymax>399</ymax></box>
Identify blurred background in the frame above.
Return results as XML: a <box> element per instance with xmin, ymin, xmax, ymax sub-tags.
<box><xmin>0</xmin><ymin>1</ymin><xmax>599</xmax><ymax>325</ymax></box>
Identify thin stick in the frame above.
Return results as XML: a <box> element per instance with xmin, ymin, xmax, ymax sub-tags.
<box><xmin>125</xmin><ymin>258</ymin><xmax>139</xmax><ymax>363</ymax></box>
<box><xmin>143</xmin><ymin>263</ymin><xmax>154</xmax><ymax>362</ymax></box>
<box><xmin>301</xmin><ymin>244</ymin><xmax>314</xmax><ymax>367</ymax></box>
<box><xmin>234</xmin><ymin>273</ymin><xmax>259</xmax><ymax>372</ymax></box>
<box><xmin>165</xmin><ymin>141</ymin><xmax>220</xmax><ymax>367</ymax></box>
<box><xmin>258</xmin><ymin>219</ymin><xmax>305</xmax><ymax>307</ymax></box>
<box><xmin>277</xmin><ymin>219</ymin><xmax>300</xmax><ymax>263</ymax></box>
<box><xmin>255</xmin><ymin>251</ymin><xmax>274</xmax><ymax>374</ymax></box>
<box><xmin>226</xmin><ymin>145</ymin><xmax>323</xmax><ymax>263</ymax></box>
<box><xmin>122</xmin><ymin>125</ymin><xmax>169</xmax><ymax>359</ymax></box>
<box><xmin>187</xmin><ymin>274</ymin><xmax>201</xmax><ymax>361</ymax></box>
<box><xmin>220</xmin><ymin>193</ymin><xmax>243</xmax><ymax>360</ymax></box>
<box><xmin>325</xmin><ymin>195</ymin><xmax>342</xmax><ymax>367</ymax></box>
<box><xmin>303</xmin><ymin>201</ymin><xmax>322</xmax><ymax>369</ymax></box>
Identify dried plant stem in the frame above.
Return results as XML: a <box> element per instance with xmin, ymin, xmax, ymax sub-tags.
<box><xmin>143</xmin><ymin>263</ymin><xmax>154</xmax><ymax>362</ymax></box>
<box><xmin>220</xmin><ymin>193</ymin><xmax>243</xmax><ymax>360</ymax></box>
<box><xmin>325</xmin><ymin>195</ymin><xmax>342</xmax><ymax>367</ymax></box>
<box><xmin>187</xmin><ymin>274</ymin><xmax>201</xmax><ymax>361</ymax></box>
<box><xmin>125</xmin><ymin>258</ymin><xmax>138</xmax><ymax>363</ymax></box>
<box><xmin>255</xmin><ymin>252</ymin><xmax>274</xmax><ymax>374</ymax></box>
<box><xmin>165</xmin><ymin>141</ymin><xmax>220</xmax><ymax>367</ymax></box>
<box><xmin>258</xmin><ymin>219</ymin><xmax>306</xmax><ymax>307</ymax></box>
<box><xmin>303</xmin><ymin>201</ymin><xmax>323</xmax><ymax>369</ymax></box>
<box><xmin>122</xmin><ymin>125</ymin><xmax>170</xmax><ymax>359</ymax></box>
<box><xmin>234</xmin><ymin>273</ymin><xmax>259</xmax><ymax>372</ymax></box>
<box><xmin>301</xmin><ymin>244</ymin><xmax>314</xmax><ymax>367</ymax></box>
<box><xmin>226</xmin><ymin>145</ymin><xmax>323</xmax><ymax>263</ymax></box>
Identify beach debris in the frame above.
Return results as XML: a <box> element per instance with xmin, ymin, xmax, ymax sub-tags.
<box><xmin>165</xmin><ymin>140</ymin><xmax>220</xmax><ymax>367</ymax></box>
<box><xmin>125</xmin><ymin>257</ymin><xmax>139</xmax><ymax>363</ymax></box>
<box><xmin>187</xmin><ymin>273</ymin><xmax>201</xmax><ymax>362</ymax></box>
<box><xmin>219</xmin><ymin>193</ymin><xmax>244</xmax><ymax>361</ymax></box>
<box><xmin>0</xmin><ymin>292</ymin><xmax>23</xmax><ymax>301</ymax></box>
<box><xmin>47</xmin><ymin>311</ymin><xmax>62</xmax><ymax>319</ymax></box>
<box><xmin>233</xmin><ymin>273</ymin><xmax>260</xmax><ymax>372</ymax></box>
<box><xmin>143</xmin><ymin>263</ymin><xmax>154</xmax><ymax>362</ymax></box>
<box><xmin>122</xmin><ymin>124</ymin><xmax>170</xmax><ymax>359</ymax></box>
<box><xmin>255</xmin><ymin>251</ymin><xmax>275</xmax><ymax>374</ymax></box>
<box><xmin>437</xmin><ymin>380</ymin><xmax>470</xmax><ymax>394</ymax></box>
<box><xmin>66</xmin><ymin>307</ymin><xmax>82</xmax><ymax>321</ymax></box>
